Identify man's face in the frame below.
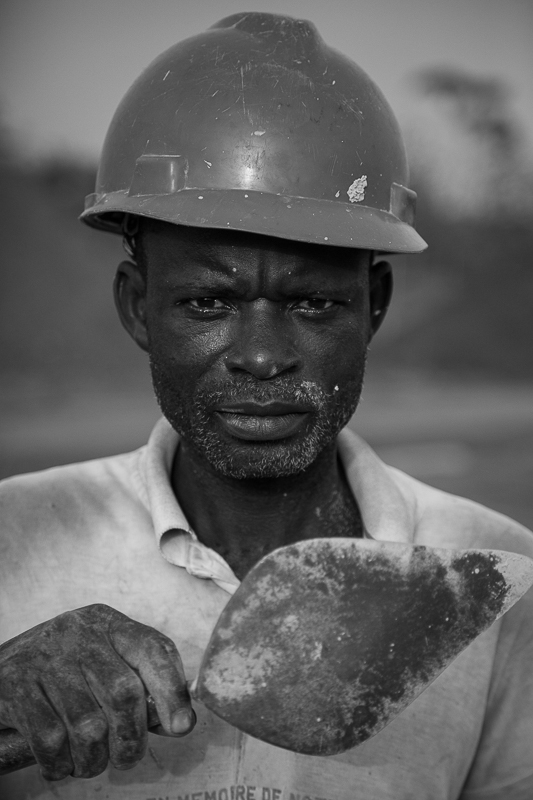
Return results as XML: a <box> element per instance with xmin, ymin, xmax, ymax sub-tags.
<box><xmin>130</xmin><ymin>222</ymin><xmax>382</xmax><ymax>479</ymax></box>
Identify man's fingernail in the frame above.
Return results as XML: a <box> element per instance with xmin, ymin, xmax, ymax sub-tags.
<box><xmin>171</xmin><ymin>708</ymin><xmax>196</xmax><ymax>735</ymax></box>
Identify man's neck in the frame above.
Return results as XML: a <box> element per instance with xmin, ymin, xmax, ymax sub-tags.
<box><xmin>171</xmin><ymin>440</ymin><xmax>364</xmax><ymax>579</ymax></box>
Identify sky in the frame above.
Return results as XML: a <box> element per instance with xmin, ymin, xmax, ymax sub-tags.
<box><xmin>1</xmin><ymin>0</ymin><xmax>532</xmax><ymax>161</ymax></box>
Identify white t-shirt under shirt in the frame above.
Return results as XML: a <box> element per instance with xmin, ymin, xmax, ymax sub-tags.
<box><xmin>1</xmin><ymin>418</ymin><xmax>532</xmax><ymax>799</ymax></box>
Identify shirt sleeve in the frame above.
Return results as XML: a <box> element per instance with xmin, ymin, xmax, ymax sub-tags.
<box><xmin>460</xmin><ymin>585</ymin><xmax>533</xmax><ymax>799</ymax></box>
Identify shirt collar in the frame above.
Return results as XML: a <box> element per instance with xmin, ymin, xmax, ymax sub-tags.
<box><xmin>139</xmin><ymin>417</ymin><xmax>240</xmax><ymax>594</ymax></box>
<box><xmin>337</xmin><ymin>428</ymin><xmax>416</xmax><ymax>544</ymax></box>
<box><xmin>138</xmin><ymin>417</ymin><xmax>415</xmax><ymax>594</ymax></box>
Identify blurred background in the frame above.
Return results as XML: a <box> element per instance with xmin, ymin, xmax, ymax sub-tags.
<box><xmin>1</xmin><ymin>0</ymin><xmax>532</xmax><ymax>527</ymax></box>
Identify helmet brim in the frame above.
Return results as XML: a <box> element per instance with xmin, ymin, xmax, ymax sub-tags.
<box><xmin>81</xmin><ymin>188</ymin><xmax>427</xmax><ymax>254</ymax></box>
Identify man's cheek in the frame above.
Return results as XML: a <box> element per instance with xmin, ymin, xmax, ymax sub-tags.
<box><xmin>153</xmin><ymin>342</ymin><xmax>228</xmax><ymax>381</ymax></box>
<box><xmin>309</xmin><ymin>323</ymin><xmax>368</xmax><ymax>362</ymax></box>
<box><xmin>146</xmin><ymin>333</ymin><xmax>208</xmax><ymax>380</ymax></box>
<box><xmin>315</xmin><ymin>346</ymin><xmax>367</xmax><ymax>392</ymax></box>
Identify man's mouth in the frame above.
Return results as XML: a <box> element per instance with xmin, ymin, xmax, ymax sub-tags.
<box><xmin>214</xmin><ymin>401</ymin><xmax>311</xmax><ymax>441</ymax></box>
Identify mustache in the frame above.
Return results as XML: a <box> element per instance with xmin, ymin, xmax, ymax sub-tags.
<box><xmin>193</xmin><ymin>377</ymin><xmax>330</xmax><ymax>407</ymax></box>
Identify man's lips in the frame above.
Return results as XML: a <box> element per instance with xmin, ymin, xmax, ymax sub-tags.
<box><xmin>214</xmin><ymin>401</ymin><xmax>311</xmax><ymax>441</ymax></box>
<box><xmin>217</xmin><ymin>401</ymin><xmax>312</xmax><ymax>416</ymax></box>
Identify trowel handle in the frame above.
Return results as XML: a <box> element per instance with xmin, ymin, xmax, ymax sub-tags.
<box><xmin>0</xmin><ymin>696</ymin><xmax>161</xmax><ymax>776</ymax></box>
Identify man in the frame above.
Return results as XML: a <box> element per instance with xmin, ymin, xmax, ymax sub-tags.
<box><xmin>1</xmin><ymin>12</ymin><xmax>532</xmax><ymax>800</ymax></box>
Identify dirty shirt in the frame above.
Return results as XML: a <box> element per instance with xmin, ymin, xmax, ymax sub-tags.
<box><xmin>1</xmin><ymin>418</ymin><xmax>533</xmax><ymax>800</ymax></box>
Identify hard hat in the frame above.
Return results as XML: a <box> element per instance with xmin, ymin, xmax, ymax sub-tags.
<box><xmin>81</xmin><ymin>12</ymin><xmax>427</xmax><ymax>253</ymax></box>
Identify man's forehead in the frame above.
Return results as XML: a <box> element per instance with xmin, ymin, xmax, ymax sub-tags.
<box><xmin>140</xmin><ymin>219</ymin><xmax>371</xmax><ymax>275</ymax></box>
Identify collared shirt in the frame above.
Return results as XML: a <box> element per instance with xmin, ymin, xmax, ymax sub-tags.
<box><xmin>1</xmin><ymin>418</ymin><xmax>533</xmax><ymax>800</ymax></box>
<box><xmin>139</xmin><ymin>417</ymin><xmax>241</xmax><ymax>594</ymax></box>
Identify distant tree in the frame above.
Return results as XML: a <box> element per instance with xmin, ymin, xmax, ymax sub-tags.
<box><xmin>404</xmin><ymin>68</ymin><xmax>533</xmax><ymax>220</ymax></box>
<box><xmin>368</xmin><ymin>68</ymin><xmax>533</xmax><ymax>380</ymax></box>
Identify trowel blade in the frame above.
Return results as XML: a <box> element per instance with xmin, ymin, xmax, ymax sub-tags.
<box><xmin>195</xmin><ymin>538</ymin><xmax>533</xmax><ymax>756</ymax></box>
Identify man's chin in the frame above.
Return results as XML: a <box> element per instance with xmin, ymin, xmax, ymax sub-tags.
<box><xmin>191</xmin><ymin>435</ymin><xmax>328</xmax><ymax>480</ymax></box>
<box><xmin>213</xmin><ymin>458</ymin><xmax>308</xmax><ymax>481</ymax></box>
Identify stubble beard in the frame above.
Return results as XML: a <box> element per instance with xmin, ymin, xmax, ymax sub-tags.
<box><xmin>149</xmin><ymin>357</ymin><xmax>367</xmax><ymax>480</ymax></box>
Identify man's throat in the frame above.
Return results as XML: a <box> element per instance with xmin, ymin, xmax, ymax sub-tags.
<box><xmin>171</xmin><ymin>442</ymin><xmax>364</xmax><ymax>580</ymax></box>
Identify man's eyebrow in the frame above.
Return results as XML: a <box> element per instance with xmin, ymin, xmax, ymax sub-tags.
<box><xmin>164</xmin><ymin>272</ymin><xmax>250</xmax><ymax>293</ymax></box>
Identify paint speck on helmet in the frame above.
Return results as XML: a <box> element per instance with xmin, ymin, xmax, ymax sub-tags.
<box><xmin>347</xmin><ymin>175</ymin><xmax>367</xmax><ymax>203</ymax></box>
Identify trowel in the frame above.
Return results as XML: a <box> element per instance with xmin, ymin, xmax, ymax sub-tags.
<box><xmin>2</xmin><ymin>538</ymin><xmax>533</xmax><ymax>774</ymax></box>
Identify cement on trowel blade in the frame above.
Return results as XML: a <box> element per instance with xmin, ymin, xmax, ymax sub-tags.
<box><xmin>195</xmin><ymin>538</ymin><xmax>533</xmax><ymax>755</ymax></box>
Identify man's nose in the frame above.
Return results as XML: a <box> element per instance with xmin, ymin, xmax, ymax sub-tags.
<box><xmin>224</xmin><ymin>301</ymin><xmax>301</xmax><ymax>380</ymax></box>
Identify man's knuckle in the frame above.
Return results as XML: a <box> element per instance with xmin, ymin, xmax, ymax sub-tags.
<box><xmin>87</xmin><ymin>602</ymin><xmax>115</xmax><ymax>616</ymax></box>
<box><xmin>147</xmin><ymin>629</ymin><xmax>179</xmax><ymax>659</ymax></box>
<box><xmin>77</xmin><ymin>603</ymin><xmax>117</xmax><ymax>626</ymax></box>
<box><xmin>108</xmin><ymin>674</ymin><xmax>143</xmax><ymax>709</ymax></box>
<box><xmin>32</xmin><ymin>720</ymin><xmax>68</xmax><ymax>755</ymax></box>
<box><xmin>30</xmin><ymin>723</ymin><xmax>72</xmax><ymax>779</ymax></box>
<box><xmin>70</xmin><ymin>712</ymin><xmax>108</xmax><ymax>745</ymax></box>
<box><xmin>161</xmin><ymin>635</ymin><xmax>180</xmax><ymax>657</ymax></box>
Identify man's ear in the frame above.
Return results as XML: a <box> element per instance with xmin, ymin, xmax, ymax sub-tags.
<box><xmin>368</xmin><ymin>260</ymin><xmax>393</xmax><ymax>340</ymax></box>
<box><xmin>113</xmin><ymin>261</ymin><xmax>149</xmax><ymax>352</ymax></box>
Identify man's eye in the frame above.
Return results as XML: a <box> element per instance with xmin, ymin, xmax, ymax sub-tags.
<box><xmin>296</xmin><ymin>298</ymin><xmax>335</xmax><ymax>311</ymax></box>
<box><xmin>188</xmin><ymin>298</ymin><xmax>226</xmax><ymax>310</ymax></box>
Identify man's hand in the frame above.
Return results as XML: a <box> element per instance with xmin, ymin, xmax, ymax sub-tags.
<box><xmin>0</xmin><ymin>604</ymin><xmax>195</xmax><ymax>780</ymax></box>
